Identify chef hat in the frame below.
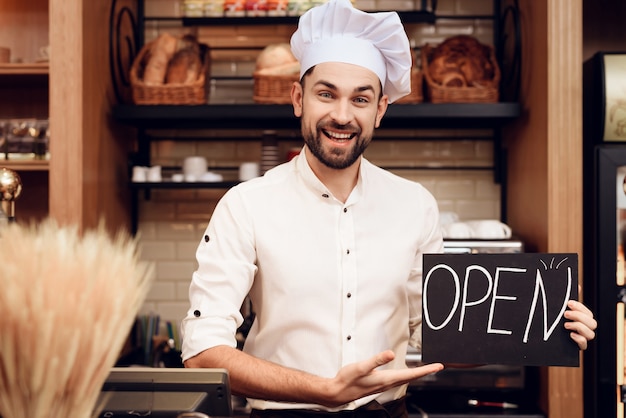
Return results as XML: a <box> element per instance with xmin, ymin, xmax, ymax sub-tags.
<box><xmin>290</xmin><ymin>0</ymin><xmax>412</xmax><ymax>103</ymax></box>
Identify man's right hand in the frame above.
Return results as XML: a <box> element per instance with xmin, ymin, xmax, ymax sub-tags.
<box><xmin>322</xmin><ymin>350</ymin><xmax>443</xmax><ymax>407</ymax></box>
<box><xmin>185</xmin><ymin>346</ymin><xmax>444</xmax><ymax>407</ymax></box>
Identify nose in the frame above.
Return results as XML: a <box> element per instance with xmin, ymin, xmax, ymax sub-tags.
<box><xmin>329</xmin><ymin>99</ymin><xmax>353</xmax><ymax>125</ymax></box>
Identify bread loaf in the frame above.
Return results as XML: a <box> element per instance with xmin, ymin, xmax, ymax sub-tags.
<box><xmin>256</xmin><ymin>43</ymin><xmax>298</xmax><ymax>71</ymax></box>
<box><xmin>143</xmin><ymin>33</ymin><xmax>179</xmax><ymax>85</ymax></box>
<box><xmin>256</xmin><ymin>61</ymin><xmax>300</xmax><ymax>76</ymax></box>
<box><xmin>165</xmin><ymin>48</ymin><xmax>202</xmax><ymax>84</ymax></box>
<box><xmin>165</xmin><ymin>35</ymin><xmax>203</xmax><ymax>84</ymax></box>
<box><xmin>427</xmin><ymin>35</ymin><xmax>495</xmax><ymax>88</ymax></box>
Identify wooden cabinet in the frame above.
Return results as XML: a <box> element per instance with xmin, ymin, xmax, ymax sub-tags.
<box><xmin>0</xmin><ymin>0</ymin><xmax>50</xmax><ymax>223</ymax></box>
<box><xmin>0</xmin><ymin>0</ymin><xmax>134</xmax><ymax>232</ymax></box>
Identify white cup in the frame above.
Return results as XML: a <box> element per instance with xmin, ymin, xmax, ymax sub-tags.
<box><xmin>132</xmin><ymin>166</ymin><xmax>148</xmax><ymax>182</ymax></box>
<box><xmin>239</xmin><ymin>162</ymin><xmax>260</xmax><ymax>181</ymax></box>
<box><xmin>441</xmin><ymin>222</ymin><xmax>473</xmax><ymax>239</ymax></box>
<box><xmin>465</xmin><ymin>220</ymin><xmax>512</xmax><ymax>239</ymax></box>
<box><xmin>147</xmin><ymin>165</ymin><xmax>162</xmax><ymax>182</ymax></box>
<box><xmin>183</xmin><ymin>156</ymin><xmax>207</xmax><ymax>179</ymax></box>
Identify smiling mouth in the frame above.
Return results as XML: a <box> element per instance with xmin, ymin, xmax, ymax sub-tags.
<box><xmin>322</xmin><ymin>130</ymin><xmax>355</xmax><ymax>142</ymax></box>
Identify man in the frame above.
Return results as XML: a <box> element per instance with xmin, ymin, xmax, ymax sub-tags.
<box><xmin>181</xmin><ymin>1</ymin><xmax>597</xmax><ymax>416</ymax></box>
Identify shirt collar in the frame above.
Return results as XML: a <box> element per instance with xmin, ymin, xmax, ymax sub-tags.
<box><xmin>294</xmin><ymin>146</ymin><xmax>365</xmax><ymax>205</ymax></box>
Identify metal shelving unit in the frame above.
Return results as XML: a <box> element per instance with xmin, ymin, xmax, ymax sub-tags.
<box><xmin>112</xmin><ymin>102</ymin><xmax>521</xmax><ymax>130</ymax></box>
<box><xmin>109</xmin><ymin>0</ymin><xmax>522</xmax><ymax>234</ymax></box>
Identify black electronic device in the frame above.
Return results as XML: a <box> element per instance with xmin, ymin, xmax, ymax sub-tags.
<box><xmin>96</xmin><ymin>367</ymin><xmax>232</xmax><ymax>417</ymax></box>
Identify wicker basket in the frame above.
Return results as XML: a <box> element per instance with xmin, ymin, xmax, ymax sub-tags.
<box><xmin>130</xmin><ymin>40</ymin><xmax>211</xmax><ymax>105</ymax></box>
<box><xmin>421</xmin><ymin>43</ymin><xmax>500</xmax><ymax>103</ymax></box>
<box><xmin>395</xmin><ymin>69</ymin><xmax>423</xmax><ymax>104</ymax></box>
<box><xmin>253</xmin><ymin>71</ymin><xmax>299</xmax><ymax>104</ymax></box>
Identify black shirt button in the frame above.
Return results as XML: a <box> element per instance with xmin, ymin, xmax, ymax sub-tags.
<box><xmin>194</xmin><ymin>310</ymin><xmax>201</xmax><ymax>317</ymax></box>
<box><xmin>347</xmin><ymin>335</ymin><xmax>352</xmax><ymax>341</ymax></box>
<box><xmin>322</xmin><ymin>193</ymin><xmax>330</xmax><ymax>198</ymax></box>
<box><xmin>346</xmin><ymin>249</ymin><xmax>350</xmax><ymax>255</ymax></box>
<box><xmin>347</xmin><ymin>292</ymin><xmax>352</xmax><ymax>298</ymax></box>
<box><xmin>204</xmin><ymin>235</ymin><xmax>210</xmax><ymax>242</ymax></box>
<box><xmin>343</xmin><ymin>208</ymin><xmax>348</xmax><ymax>213</ymax></box>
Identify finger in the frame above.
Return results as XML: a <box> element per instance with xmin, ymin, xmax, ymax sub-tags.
<box><xmin>564</xmin><ymin>320</ymin><xmax>596</xmax><ymax>342</ymax></box>
<box><xmin>567</xmin><ymin>300</ymin><xmax>594</xmax><ymax>317</ymax></box>
<box><xmin>357</xmin><ymin>350</ymin><xmax>395</xmax><ymax>375</ymax></box>
<box><xmin>373</xmin><ymin>363</ymin><xmax>444</xmax><ymax>387</ymax></box>
<box><xmin>569</xmin><ymin>331</ymin><xmax>588</xmax><ymax>350</ymax></box>
<box><xmin>564</xmin><ymin>309</ymin><xmax>598</xmax><ymax>332</ymax></box>
<box><xmin>413</xmin><ymin>362</ymin><xmax>444</xmax><ymax>377</ymax></box>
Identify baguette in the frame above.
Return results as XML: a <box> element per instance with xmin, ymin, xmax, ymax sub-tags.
<box><xmin>143</xmin><ymin>33</ymin><xmax>179</xmax><ymax>85</ymax></box>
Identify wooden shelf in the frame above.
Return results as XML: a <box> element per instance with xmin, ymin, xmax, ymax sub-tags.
<box><xmin>0</xmin><ymin>159</ymin><xmax>49</xmax><ymax>171</ymax></box>
<box><xmin>0</xmin><ymin>63</ymin><xmax>49</xmax><ymax>89</ymax></box>
<box><xmin>0</xmin><ymin>62</ymin><xmax>49</xmax><ymax>75</ymax></box>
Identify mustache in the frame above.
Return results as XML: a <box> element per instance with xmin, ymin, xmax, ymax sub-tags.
<box><xmin>317</xmin><ymin>120</ymin><xmax>360</xmax><ymax>134</ymax></box>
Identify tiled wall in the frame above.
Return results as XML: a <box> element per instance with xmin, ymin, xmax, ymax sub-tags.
<box><xmin>137</xmin><ymin>0</ymin><xmax>499</xmax><ymax>327</ymax></box>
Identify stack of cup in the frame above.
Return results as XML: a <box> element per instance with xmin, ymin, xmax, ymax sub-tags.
<box><xmin>260</xmin><ymin>131</ymin><xmax>280</xmax><ymax>175</ymax></box>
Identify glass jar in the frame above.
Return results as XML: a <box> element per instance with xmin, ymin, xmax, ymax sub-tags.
<box><xmin>246</xmin><ymin>0</ymin><xmax>268</xmax><ymax>17</ymax></box>
<box><xmin>224</xmin><ymin>0</ymin><xmax>246</xmax><ymax>16</ymax></box>
<box><xmin>267</xmin><ymin>0</ymin><xmax>288</xmax><ymax>16</ymax></box>
<box><xmin>204</xmin><ymin>0</ymin><xmax>225</xmax><ymax>16</ymax></box>
<box><xmin>182</xmin><ymin>0</ymin><xmax>205</xmax><ymax>17</ymax></box>
<box><xmin>287</xmin><ymin>0</ymin><xmax>312</xmax><ymax>16</ymax></box>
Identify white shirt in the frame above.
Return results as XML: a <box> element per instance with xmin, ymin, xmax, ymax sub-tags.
<box><xmin>181</xmin><ymin>148</ymin><xmax>443</xmax><ymax>411</ymax></box>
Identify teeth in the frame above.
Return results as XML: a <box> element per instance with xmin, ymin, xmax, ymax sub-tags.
<box><xmin>327</xmin><ymin>131</ymin><xmax>352</xmax><ymax>140</ymax></box>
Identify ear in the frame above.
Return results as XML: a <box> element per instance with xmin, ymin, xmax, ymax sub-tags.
<box><xmin>374</xmin><ymin>95</ymin><xmax>389</xmax><ymax>128</ymax></box>
<box><xmin>291</xmin><ymin>81</ymin><xmax>303</xmax><ymax>117</ymax></box>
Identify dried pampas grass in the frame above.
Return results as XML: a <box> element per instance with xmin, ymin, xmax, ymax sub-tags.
<box><xmin>0</xmin><ymin>220</ymin><xmax>154</xmax><ymax>418</ymax></box>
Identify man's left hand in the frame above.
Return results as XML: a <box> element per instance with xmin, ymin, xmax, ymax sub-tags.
<box><xmin>563</xmin><ymin>300</ymin><xmax>597</xmax><ymax>350</ymax></box>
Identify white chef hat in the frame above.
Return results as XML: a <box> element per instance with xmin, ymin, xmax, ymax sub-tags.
<box><xmin>290</xmin><ymin>0</ymin><xmax>412</xmax><ymax>103</ymax></box>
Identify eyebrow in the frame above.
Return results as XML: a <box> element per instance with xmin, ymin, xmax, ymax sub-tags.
<box><xmin>314</xmin><ymin>80</ymin><xmax>376</xmax><ymax>95</ymax></box>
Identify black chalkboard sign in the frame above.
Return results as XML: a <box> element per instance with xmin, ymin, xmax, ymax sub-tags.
<box><xmin>421</xmin><ymin>253</ymin><xmax>579</xmax><ymax>367</ymax></box>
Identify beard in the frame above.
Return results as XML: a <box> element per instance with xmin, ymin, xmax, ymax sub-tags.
<box><xmin>302</xmin><ymin>119</ymin><xmax>372</xmax><ymax>170</ymax></box>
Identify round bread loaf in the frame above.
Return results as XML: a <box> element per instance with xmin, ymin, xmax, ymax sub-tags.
<box><xmin>428</xmin><ymin>35</ymin><xmax>495</xmax><ymax>87</ymax></box>
<box><xmin>256</xmin><ymin>43</ymin><xmax>298</xmax><ymax>71</ymax></box>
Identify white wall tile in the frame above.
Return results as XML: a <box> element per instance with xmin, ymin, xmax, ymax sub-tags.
<box><xmin>147</xmin><ymin>281</ymin><xmax>177</xmax><ymax>301</ymax></box>
<box><xmin>177</xmin><ymin>241</ymin><xmax>201</xmax><ymax>260</ymax></box>
<box><xmin>156</xmin><ymin>260</ymin><xmax>197</xmax><ymax>281</ymax></box>
<box><xmin>140</xmin><ymin>241</ymin><xmax>177</xmax><ymax>260</ymax></box>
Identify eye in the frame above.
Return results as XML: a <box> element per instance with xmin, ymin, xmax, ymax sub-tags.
<box><xmin>318</xmin><ymin>91</ymin><xmax>333</xmax><ymax>99</ymax></box>
<box><xmin>354</xmin><ymin>97</ymin><xmax>369</xmax><ymax>104</ymax></box>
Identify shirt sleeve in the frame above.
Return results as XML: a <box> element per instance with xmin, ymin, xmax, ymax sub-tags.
<box><xmin>408</xmin><ymin>191</ymin><xmax>443</xmax><ymax>352</ymax></box>
<box><xmin>181</xmin><ymin>187</ymin><xmax>258</xmax><ymax>362</ymax></box>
